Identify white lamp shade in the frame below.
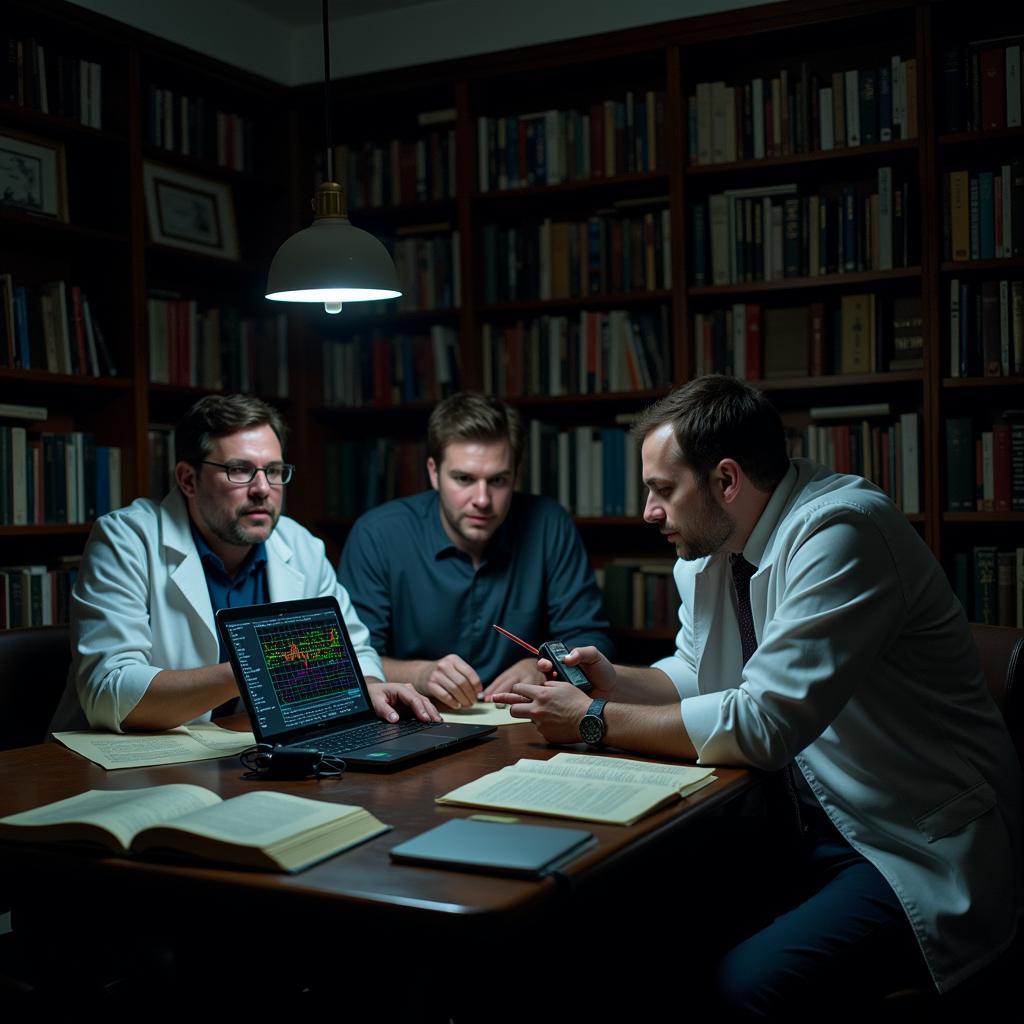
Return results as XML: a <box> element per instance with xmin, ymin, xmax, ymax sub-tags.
<box><xmin>265</xmin><ymin>216</ymin><xmax>401</xmax><ymax>303</ymax></box>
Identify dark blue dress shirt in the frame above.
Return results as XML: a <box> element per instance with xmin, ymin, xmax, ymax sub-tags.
<box><xmin>338</xmin><ymin>490</ymin><xmax>612</xmax><ymax>683</ymax></box>
<box><xmin>189</xmin><ymin>520</ymin><xmax>269</xmax><ymax>663</ymax></box>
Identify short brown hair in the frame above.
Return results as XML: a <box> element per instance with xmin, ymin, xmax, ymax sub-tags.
<box><xmin>427</xmin><ymin>392</ymin><xmax>523</xmax><ymax>468</ymax></box>
<box><xmin>175</xmin><ymin>394</ymin><xmax>288</xmax><ymax>468</ymax></box>
<box><xmin>633</xmin><ymin>375</ymin><xmax>789</xmax><ymax>491</ymax></box>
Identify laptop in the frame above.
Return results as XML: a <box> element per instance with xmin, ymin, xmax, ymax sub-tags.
<box><xmin>216</xmin><ymin>597</ymin><xmax>495</xmax><ymax>769</ymax></box>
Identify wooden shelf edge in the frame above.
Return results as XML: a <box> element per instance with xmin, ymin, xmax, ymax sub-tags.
<box><xmin>0</xmin><ymin>369</ymin><xmax>132</xmax><ymax>389</ymax></box>
<box><xmin>685</xmin><ymin>138</ymin><xmax>918</xmax><ymax>175</ymax></box>
<box><xmin>689</xmin><ymin>267</ymin><xmax>921</xmax><ymax>297</ymax></box>
<box><xmin>479</xmin><ymin>291</ymin><xmax>671</xmax><ymax>314</ymax></box>
<box><xmin>943</xmin><ymin>512</ymin><xmax>1024</xmax><ymax>523</ymax></box>
<box><xmin>0</xmin><ymin>524</ymin><xmax>94</xmax><ymax>537</ymax></box>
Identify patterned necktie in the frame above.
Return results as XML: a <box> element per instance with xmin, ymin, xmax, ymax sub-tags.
<box><xmin>731</xmin><ymin>552</ymin><xmax>804</xmax><ymax>836</ymax></box>
<box><xmin>730</xmin><ymin>554</ymin><xmax>758</xmax><ymax>666</ymax></box>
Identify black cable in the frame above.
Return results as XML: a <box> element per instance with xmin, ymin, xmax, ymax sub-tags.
<box><xmin>239</xmin><ymin>743</ymin><xmax>346</xmax><ymax>780</ymax></box>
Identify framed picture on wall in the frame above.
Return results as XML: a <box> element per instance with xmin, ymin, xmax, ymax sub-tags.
<box><xmin>0</xmin><ymin>130</ymin><xmax>69</xmax><ymax>221</ymax></box>
<box><xmin>142</xmin><ymin>162</ymin><xmax>239</xmax><ymax>260</ymax></box>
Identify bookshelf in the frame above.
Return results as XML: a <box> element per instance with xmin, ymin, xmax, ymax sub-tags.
<box><xmin>0</xmin><ymin>0</ymin><xmax>289</xmax><ymax>628</ymax></box>
<box><xmin>3</xmin><ymin>0</ymin><xmax>1022</xmax><ymax>640</ymax></box>
<box><xmin>288</xmin><ymin>0</ymin><xmax>1020</xmax><ymax>649</ymax></box>
<box><xmin>931</xmin><ymin>0</ymin><xmax>1024</xmax><ymax>629</ymax></box>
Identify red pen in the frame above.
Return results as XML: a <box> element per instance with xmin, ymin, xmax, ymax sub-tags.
<box><xmin>491</xmin><ymin>623</ymin><xmax>540</xmax><ymax>655</ymax></box>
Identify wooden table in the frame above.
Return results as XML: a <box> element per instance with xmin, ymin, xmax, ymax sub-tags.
<box><xmin>0</xmin><ymin>721</ymin><xmax>754</xmax><ymax>1010</ymax></box>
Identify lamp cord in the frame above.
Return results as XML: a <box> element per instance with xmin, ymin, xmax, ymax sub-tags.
<box><xmin>323</xmin><ymin>0</ymin><xmax>333</xmax><ymax>181</ymax></box>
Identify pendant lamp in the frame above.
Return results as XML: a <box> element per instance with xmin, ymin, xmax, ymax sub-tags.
<box><xmin>266</xmin><ymin>0</ymin><xmax>400</xmax><ymax>314</ymax></box>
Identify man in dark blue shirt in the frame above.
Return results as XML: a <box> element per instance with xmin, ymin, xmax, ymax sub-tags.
<box><xmin>338</xmin><ymin>392</ymin><xmax>612</xmax><ymax>709</ymax></box>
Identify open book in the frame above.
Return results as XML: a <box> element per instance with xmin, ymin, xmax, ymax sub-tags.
<box><xmin>0</xmin><ymin>785</ymin><xmax>390</xmax><ymax>873</ymax></box>
<box><xmin>436</xmin><ymin>752</ymin><xmax>716</xmax><ymax>826</ymax></box>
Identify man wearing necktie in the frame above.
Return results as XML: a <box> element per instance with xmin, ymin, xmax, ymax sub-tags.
<box><xmin>495</xmin><ymin>374</ymin><xmax>1020</xmax><ymax>1015</ymax></box>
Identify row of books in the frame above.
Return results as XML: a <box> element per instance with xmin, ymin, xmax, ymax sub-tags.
<box><xmin>481</xmin><ymin>308</ymin><xmax>670</xmax><ymax>398</ymax></box>
<box><xmin>692</xmin><ymin>171</ymin><xmax>916</xmax><ymax>287</ymax></box>
<box><xmin>687</xmin><ymin>56</ymin><xmax>917</xmax><ymax>165</ymax></box>
<box><xmin>0</xmin><ymin>428</ymin><xmax>121</xmax><ymax>526</ymax></box>
<box><xmin>941</xmin><ymin>40</ymin><xmax>1023</xmax><ymax>134</ymax></box>
<box><xmin>476</xmin><ymin>90</ymin><xmax>666</xmax><ymax>191</ymax></box>
<box><xmin>321</xmin><ymin>327</ymin><xmax>461</xmax><ymax>408</ymax></box>
<box><xmin>0</xmin><ymin>562</ymin><xmax>78</xmax><ymax>630</ymax></box>
<box><xmin>694</xmin><ymin>294</ymin><xmax>923</xmax><ymax>380</ymax></box>
<box><xmin>786</xmin><ymin>410</ymin><xmax>921</xmax><ymax>514</ymax></box>
<box><xmin>481</xmin><ymin>208</ymin><xmax>671</xmax><ymax>304</ymax></box>
<box><xmin>942</xmin><ymin>165</ymin><xmax>1024</xmax><ymax>262</ymax></box>
<box><xmin>598</xmin><ymin>560</ymin><xmax>680</xmax><ymax>633</ymax></box>
<box><xmin>390</xmin><ymin>230</ymin><xmax>461</xmax><ymax>312</ymax></box>
<box><xmin>324</xmin><ymin>439</ymin><xmax>428</xmax><ymax>519</ymax></box>
<box><xmin>947</xmin><ymin>278</ymin><xmax>1024</xmax><ymax>378</ymax></box>
<box><xmin>945</xmin><ymin>418</ymin><xmax>1024</xmax><ymax>513</ymax></box>
<box><xmin>332</xmin><ymin>127</ymin><xmax>457</xmax><ymax>210</ymax></box>
<box><xmin>146</xmin><ymin>86</ymin><xmax>255</xmax><ymax>173</ymax></box>
<box><xmin>1</xmin><ymin>34</ymin><xmax>102</xmax><ymax>128</ymax></box>
<box><xmin>0</xmin><ymin>275</ymin><xmax>116</xmax><ymax>377</ymax></box>
<box><xmin>147</xmin><ymin>425</ymin><xmax>173</xmax><ymax>502</ymax></box>
<box><xmin>951</xmin><ymin>547</ymin><xmax>1024</xmax><ymax>629</ymax></box>
<box><xmin>147</xmin><ymin>298</ymin><xmax>289</xmax><ymax>397</ymax></box>
<box><xmin>524</xmin><ymin>422</ymin><xmax>642</xmax><ymax>518</ymax></box>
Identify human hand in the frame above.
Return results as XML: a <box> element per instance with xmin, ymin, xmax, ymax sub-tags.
<box><xmin>414</xmin><ymin>654</ymin><xmax>482</xmax><ymax>709</ymax></box>
<box><xmin>481</xmin><ymin>656</ymin><xmax>545</xmax><ymax>700</ymax></box>
<box><xmin>366</xmin><ymin>679</ymin><xmax>441</xmax><ymax>723</ymax></box>
<box><xmin>536</xmin><ymin>645</ymin><xmax>617</xmax><ymax>698</ymax></box>
<box><xmin>490</xmin><ymin>677</ymin><xmax>594</xmax><ymax>744</ymax></box>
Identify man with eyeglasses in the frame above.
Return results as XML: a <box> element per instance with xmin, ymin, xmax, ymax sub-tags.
<box><xmin>51</xmin><ymin>394</ymin><xmax>438</xmax><ymax>733</ymax></box>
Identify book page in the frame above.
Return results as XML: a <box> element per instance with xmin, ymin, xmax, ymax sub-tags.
<box><xmin>0</xmin><ymin>785</ymin><xmax>220</xmax><ymax>849</ymax></box>
<box><xmin>546</xmin><ymin>752</ymin><xmax>714</xmax><ymax>791</ymax></box>
<box><xmin>146</xmin><ymin>791</ymin><xmax>362</xmax><ymax>848</ymax></box>
<box><xmin>53</xmin><ymin>726</ymin><xmax>255</xmax><ymax>770</ymax></box>
<box><xmin>437</xmin><ymin>767</ymin><xmax>677</xmax><ymax>825</ymax></box>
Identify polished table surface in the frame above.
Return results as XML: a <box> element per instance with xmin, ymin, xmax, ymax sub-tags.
<box><xmin>0</xmin><ymin>719</ymin><xmax>754</xmax><ymax>928</ymax></box>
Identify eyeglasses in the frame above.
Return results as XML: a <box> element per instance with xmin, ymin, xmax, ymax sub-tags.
<box><xmin>201</xmin><ymin>461</ymin><xmax>295</xmax><ymax>485</ymax></box>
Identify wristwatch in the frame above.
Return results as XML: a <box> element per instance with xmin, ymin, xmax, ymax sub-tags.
<box><xmin>579</xmin><ymin>698</ymin><xmax>607</xmax><ymax>747</ymax></box>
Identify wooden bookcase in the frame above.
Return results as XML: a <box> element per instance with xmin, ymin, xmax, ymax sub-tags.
<box><xmin>0</xmin><ymin>0</ymin><xmax>289</xmax><ymax>628</ymax></box>
<box><xmin>291</xmin><ymin>0</ymin><xmax>1020</xmax><ymax>656</ymax></box>
<box><xmin>2</xmin><ymin>0</ymin><xmax>1021</xmax><ymax>645</ymax></box>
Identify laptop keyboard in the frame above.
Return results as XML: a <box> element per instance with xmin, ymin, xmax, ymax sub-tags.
<box><xmin>317</xmin><ymin>718</ymin><xmax>434</xmax><ymax>755</ymax></box>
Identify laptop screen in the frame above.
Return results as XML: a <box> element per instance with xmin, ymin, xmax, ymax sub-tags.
<box><xmin>217</xmin><ymin>598</ymin><xmax>371</xmax><ymax>744</ymax></box>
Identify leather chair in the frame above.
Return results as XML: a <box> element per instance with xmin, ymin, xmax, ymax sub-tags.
<box><xmin>882</xmin><ymin>623</ymin><xmax>1024</xmax><ymax>1018</ymax></box>
<box><xmin>0</xmin><ymin>625</ymin><xmax>72</xmax><ymax>1002</ymax></box>
<box><xmin>970</xmin><ymin>622</ymin><xmax>1023</xmax><ymax>760</ymax></box>
<box><xmin>0</xmin><ymin>625</ymin><xmax>71</xmax><ymax>751</ymax></box>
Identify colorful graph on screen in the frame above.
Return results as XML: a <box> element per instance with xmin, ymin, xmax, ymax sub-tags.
<box><xmin>257</xmin><ymin>621</ymin><xmax>360</xmax><ymax>706</ymax></box>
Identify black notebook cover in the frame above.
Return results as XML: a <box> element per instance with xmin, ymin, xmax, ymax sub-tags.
<box><xmin>389</xmin><ymin>817</ymin><xmax>595</xmax><ymax>879</ymax></box>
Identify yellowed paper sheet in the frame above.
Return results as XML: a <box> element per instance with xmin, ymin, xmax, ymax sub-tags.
<box><xmin>438</xmin><ymin>702</ymin><xmax>530</xmax><ymax>727</ymax></box>
<box><xmin>52</xmin><ymin>724</ymin><xmax>255</xmax><ymax>770</ymax></box>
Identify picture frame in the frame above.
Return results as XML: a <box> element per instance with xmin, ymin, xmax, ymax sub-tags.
<box><xmin>0</xmin><ymin>130</ymin><xmax>69</xmax><ymax>222</ymax></box>
<box><xmin>142</xmin><ymin>162</ymin><xmax>240</xmax><ymax>261</ymax></box>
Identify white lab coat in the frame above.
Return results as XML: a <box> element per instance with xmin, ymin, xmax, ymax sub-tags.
<box><xmin>653</xmin><ymin>460</ymin><xmax>1021</xmax><ymax>993</ymax></box>
<box><xmin>50</xmin><ymin>489</ymin><xmax>383</xmax><ymax>732</ymax></box>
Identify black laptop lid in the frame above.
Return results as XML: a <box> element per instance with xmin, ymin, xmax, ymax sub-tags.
<box><xmin>216</xmin><ymin>597</ymin><xmax>375</xmax><ymax>747</ymax></box>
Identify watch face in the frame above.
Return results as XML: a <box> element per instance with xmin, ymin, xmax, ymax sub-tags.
<box><xmin>579</xmin><ymin>714</ymin><xmax>604</xmax><ymax>744</ymax></box>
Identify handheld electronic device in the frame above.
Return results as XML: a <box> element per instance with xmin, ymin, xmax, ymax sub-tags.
<box><xmin>492</xmin><ymin>625</ymin><xmax>593</xmax><ymax>693</ymax></box>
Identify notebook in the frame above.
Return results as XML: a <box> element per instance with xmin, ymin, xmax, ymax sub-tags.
<box><xmin>216</xmin><ymin>597</ymin><xmax>495</xmax><ymax>768</ymax></box>
<box><xmin>389</xmin><ymin>817</ymin><xmax>596</xmax><ymax>878</ymax></box>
